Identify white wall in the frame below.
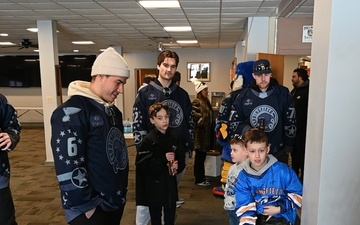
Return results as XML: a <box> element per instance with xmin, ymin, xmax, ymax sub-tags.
<box><xmin>283</xmin><ymin>55</ymin><xmax>300</xmax><ymax>90</ymax></box>
<box><xmin>1</xmin><ymin>48</ymin><xmax>235</xmax><ymax>122</ymax></box>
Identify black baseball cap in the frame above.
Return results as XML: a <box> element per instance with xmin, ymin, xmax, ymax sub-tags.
<box><xmin>253</xmin><ymin>59</ymin><xmax>272</xmax><ymax>75</ymax></box>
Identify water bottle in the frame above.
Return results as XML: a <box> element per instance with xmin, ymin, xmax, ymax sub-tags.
<box><xmin>124</xmin><ymin>118</ymin><xmax>131</xmax><ymax>133</ymax></box>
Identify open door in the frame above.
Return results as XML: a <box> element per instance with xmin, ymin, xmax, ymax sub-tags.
<box><xmin>135</xmin><ymin>68</ymin><xmax>158</xmax><ymax>91</ymax></box>
<box><xmin>257</xmin><ymin>53</ymin><xmax>285</xmax><ymax>85</ymax></box>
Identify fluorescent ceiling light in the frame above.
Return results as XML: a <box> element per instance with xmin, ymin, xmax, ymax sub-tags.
<box><xmin>0</xmin><ymin>42</ymin><xmax>15</xmax><ymax>46</ymax></box>
<box><xmin>176</xmin><ymin>40</ymin><xmax>198</xmax><ymax>44</ymax></box>
<box><xmin>27</xmin><ymin>28</ymin><xmax>59</xmax><ymax>33</ymax></box>
<box><xmin>72</xmin><ymin>41</ymin><xmax>95</xmax><ymax>45</ymax></box>
<box><xmin>33</xmin><ymin>50</ymin><xmax>39</xmax><ymax>52</ymax></box>
<box><xmin>164</xmin><ymin>26</ymin><xmax>191</xmax><ymax>32</ymax></box>
<box><xmin>73</xmin><ymin>50</ymin><xmax>79</xmax><ymax>52</ymax></box>
<box><xmin>0</xmin><ymin>33</ymin><xmax>8</xmax><ymax>36</ymax></box>
<box><xmin>27</xmin><ymin>28</ymin><xmax>38</xmax><ymax>32</ymax></box>
<box><xmin>139</xmin><ymin>1</ymin><xmax>180</xmax><ymax>8</ymax></box>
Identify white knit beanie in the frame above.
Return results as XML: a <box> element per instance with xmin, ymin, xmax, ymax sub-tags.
<box><xmin>91</xmin><ymin>47</ymin><xmax>130</xmax><ymax>78</ymax></box>
<box><xmin>191</xmin><ymin>78</ymin><xmax>208</xmax><ymax>93</ymax></box>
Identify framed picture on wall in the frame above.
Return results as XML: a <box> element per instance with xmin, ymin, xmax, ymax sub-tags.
<box><xmin>187</xmin><ymin>62</ymin><xmax>210</xmax><ymax>81</ymax></box>
<box><xmin>302</xmin><ymin>25</ymin><xmax>313</xmax><ymax>43</ymax></box>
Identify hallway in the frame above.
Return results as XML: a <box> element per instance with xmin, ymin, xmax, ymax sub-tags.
<box><xmin>9</xmin><ymin>126</ymin><xmax>228</xmax><ymax>225</ymax></box>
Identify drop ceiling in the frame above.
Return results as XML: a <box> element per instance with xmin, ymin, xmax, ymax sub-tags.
<box><xmin>0</xmin><ymin>0</ymin><xmax>314</xmax><ymax>54</ymax></box>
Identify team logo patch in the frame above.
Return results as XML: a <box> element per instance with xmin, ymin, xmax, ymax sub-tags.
<box><xmin>90</xmin><ymin>115</ymin><xmax>104</xmax><ymax>127</ymax></box>
<box><xmin>71</xmin><ymin>167</ymin><xmax>88</xmax><ymax>188</ymax></box>
<box><xmin>107</xmin><ymin>127</ymin><xmax>128</xmax><ymax>173</ymax></box>
<box><xmin>250</xmin><ymin>105</ymin><xmax>278</xmax><ymax>132</ymax></box>
<box><xmin>244</xmin><ymin>98</ymin><xmax>253</xmax><ymax>106</ymax></box>
<box><xmin>147</xmin><ymin>91</ymin><xmax>158</xmax><ymax>101</ymax></box>
<box><xmin>162</xmin><ymin>99</ymin><xmax>183</xmax><ymax>128</ymax></box>
<box><xmin>62</xmin><ymin>107</ymin><xmax>81</xmax><ymax>122</ymax></box>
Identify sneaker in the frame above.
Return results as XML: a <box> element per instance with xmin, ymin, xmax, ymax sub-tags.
<box><xmin>176</xmin><ymin>202</ymin><xmax>182</xmax><ymax>208</ymax></box>
<box><xmin>212</xmin><ymin>186</ymin><xmax>225</xmax><ymax>197</ymax></box>
<box><xmin>195</xmin><ymin>181</ymin><xmax>211</xmax><ymax>187</ymax></box>
<box><xmin>176</xmin><ymin>198</ymin><xmax>185</xmax><ymax>205</ymax></box>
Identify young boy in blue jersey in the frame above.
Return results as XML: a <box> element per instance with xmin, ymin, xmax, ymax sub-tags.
<box><xmin>235</xmin><ymin>129</ymin><xmax>302</xmax><ymax>225</ymax></box>
<box><xmin>224</xmin><ymin>134</ymin><xmax>248</xmax><ymax>225</ymax></box>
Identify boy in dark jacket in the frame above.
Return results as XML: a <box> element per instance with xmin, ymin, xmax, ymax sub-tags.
<box><xmin>136</xmin><ymin>103</ymin><xmax>185</xmax><ymax>225</ymax></box>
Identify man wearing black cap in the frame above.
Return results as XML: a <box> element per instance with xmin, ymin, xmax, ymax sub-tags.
<box><xmin>229</xmin><ymin>59</ymin><xmax>296</xmax><ymax>164</ymax></box>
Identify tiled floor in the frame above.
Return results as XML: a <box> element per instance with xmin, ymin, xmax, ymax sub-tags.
<box><xmin>9</xmin><ymin>126</ymin><xmax>228</xmax><ymax>225</ymax></box>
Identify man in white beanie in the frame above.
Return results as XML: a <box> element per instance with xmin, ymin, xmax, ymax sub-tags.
<box><xmin>50</xmin><ymin>47</ymin><xmax>130</xmax><ymax>225</ymax></box>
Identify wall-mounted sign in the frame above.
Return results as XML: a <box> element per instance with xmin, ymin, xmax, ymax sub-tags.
<box><xmin>302</xmin><ymin>25</ymin><xmax>313</xmax><ymax>43</ymax></box>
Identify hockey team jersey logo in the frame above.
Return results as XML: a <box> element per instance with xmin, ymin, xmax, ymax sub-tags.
<box><xmin>107</xmin><ymin>127</ymin><xmax>128</xmax><ymax>173</ymax></box>
<box><xmin>250</xmin><ymin>105</ymin><xmax>278</xmax><ymax>132</ymax></box>
<box><xmin>162</xmin><ymin>99</ymin><xmax>183</xmax><ymax>128</ymax></box>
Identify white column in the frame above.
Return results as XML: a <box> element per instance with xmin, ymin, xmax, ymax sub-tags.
<box><xmin>244</xmin><ymin>17</ymin><xmax>276</xmax><ymax>61</ymax></box>
<box><xmin>302</xmin><ymin>0</ymin><xmax>360</xmax><ymax>224</ymax></box>
<box><xmin>37</xmin><ymin>20</ymin><xmax>59</xmax><ymax>165</ymax></box>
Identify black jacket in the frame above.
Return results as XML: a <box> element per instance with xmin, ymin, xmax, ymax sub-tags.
<box><xmin>0</xmin><ymin>93</ymin><xmax>21</xmax><ymax>189</ymax></box>
<box><xmin>291</xmin><ymin>80</ymin><xmax>310</xmax><ymax>154</ymax></box>
<box><xmin>135</xmin><ymin>128</ymin><xmax>185</xmax><ymax>207</ymax></box>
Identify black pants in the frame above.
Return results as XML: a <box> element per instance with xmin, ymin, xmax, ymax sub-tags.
<box><xmin>69</xmin><ymin>206</ymin><xmax>124</xmax><ymax>225</ymax></box>
<box><xmin>0</xmin><ymin>186</ymin><xmax>18</xmax><ymax>225</ymax></box>
<box><xmin>256</xmin><ymin>215</ymin><xmax>290</xmax><ymax>225</ymax></box>
<box><xmin>193</xmin><ymin>150</ymin><xmax>207</xmax><ymax>183</ymax></box>
<box><xmin>149</xmin><ymin>205</ymin><xmax>176</xmax><ymax>225</ymax></box>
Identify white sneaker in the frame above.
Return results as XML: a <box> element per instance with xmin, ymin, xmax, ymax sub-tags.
<box><xmin>195</xmin><ymin>181</ymin><xmax>211</xmax><ymax>187</ymax></box>
<box><xmin>176</xmin><ymin>198</ymin><xmax>185</xmax><ymax>205</ymax></box>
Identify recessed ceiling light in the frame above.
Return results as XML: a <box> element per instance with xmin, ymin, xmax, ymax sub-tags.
<box><xmin>33</xmin><ymin>50</ymin><xmax>39</xmax><ymax>52</ymax></box>
<box><xmin>176</xmin><ymin>40</ymin><xmax>198</xmax><ymax>44</ymax></box>
<box><xmin>164</xmin><ymin>26</ymin><xmax>191</xmax><ymax>32</ymax></box>
<box><xmin>0</xmin><ymin>33</ymin><xmax>8</xmax><ymax>36</ymax></box>
<box><xmin>100</xmin><ymin>49</ymin><xmax>107</xmax><ymax>52</ymax></box>
<box><xmin>139</xmin><ymin>1</ymin><xmax>180</xmax><ymax>8</ymax></box>
<box><xmin>72</xmin><ymin>41</ymin><xmax>95</xmax><ymax>45</ymax></box>
<box><xmin>73</xmin><ymin>50</ymin><xmax>79</xmax><ymax>52</ymax></box>
<box><xmin>27</xmin><ymin>28</ymin><xmax>38</xmax><ymax>32</ymax></box>
<box><xmin>0</xmin><ymin>42</ymin><xmax>15</xmax><ymax>46</ymax></box>
<box><xmin>27</xmin><ymin>28</ymin><xmax>59</xmax><ymax>33</ymax></box>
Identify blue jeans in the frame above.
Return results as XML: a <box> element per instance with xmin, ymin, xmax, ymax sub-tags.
<box><xmin>227</xmin><ymin>210</ymin><xmax>238</xmax><ymax>225</ymax></box>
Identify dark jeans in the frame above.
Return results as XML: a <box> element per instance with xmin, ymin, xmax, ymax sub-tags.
<box><xmin>193</xmin><ymin>150</ymin><xmax>207</xmax><ymax>183</ymax></box>
<box><xmin>227</xmin><ymin>210</ymin><xmax>239</xmax><ymax>225</ymax></box>
<box><xmin>0</xmin><ymin>186</ymin><xmax>18</xmax><ymax>225</ymax></box>
<box><xmin>256</xmin><ymin>215</ymin><xmax>290</xmax><ymax>225</ymax></box>
<box><xmin>69</xmin><ymin>206</ymin><xmax>124</xmax><ymax>225</ymax></box>
<box><xmin>149</xmin><ymin>205</ymin><xmax>176</xmax><ymax>225</ymax></box>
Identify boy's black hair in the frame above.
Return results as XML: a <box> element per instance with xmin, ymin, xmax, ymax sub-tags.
<box><xmin>244</xmin><ymin>129</ymin><xmax>269</xmax><ymax>147</ymax></box>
